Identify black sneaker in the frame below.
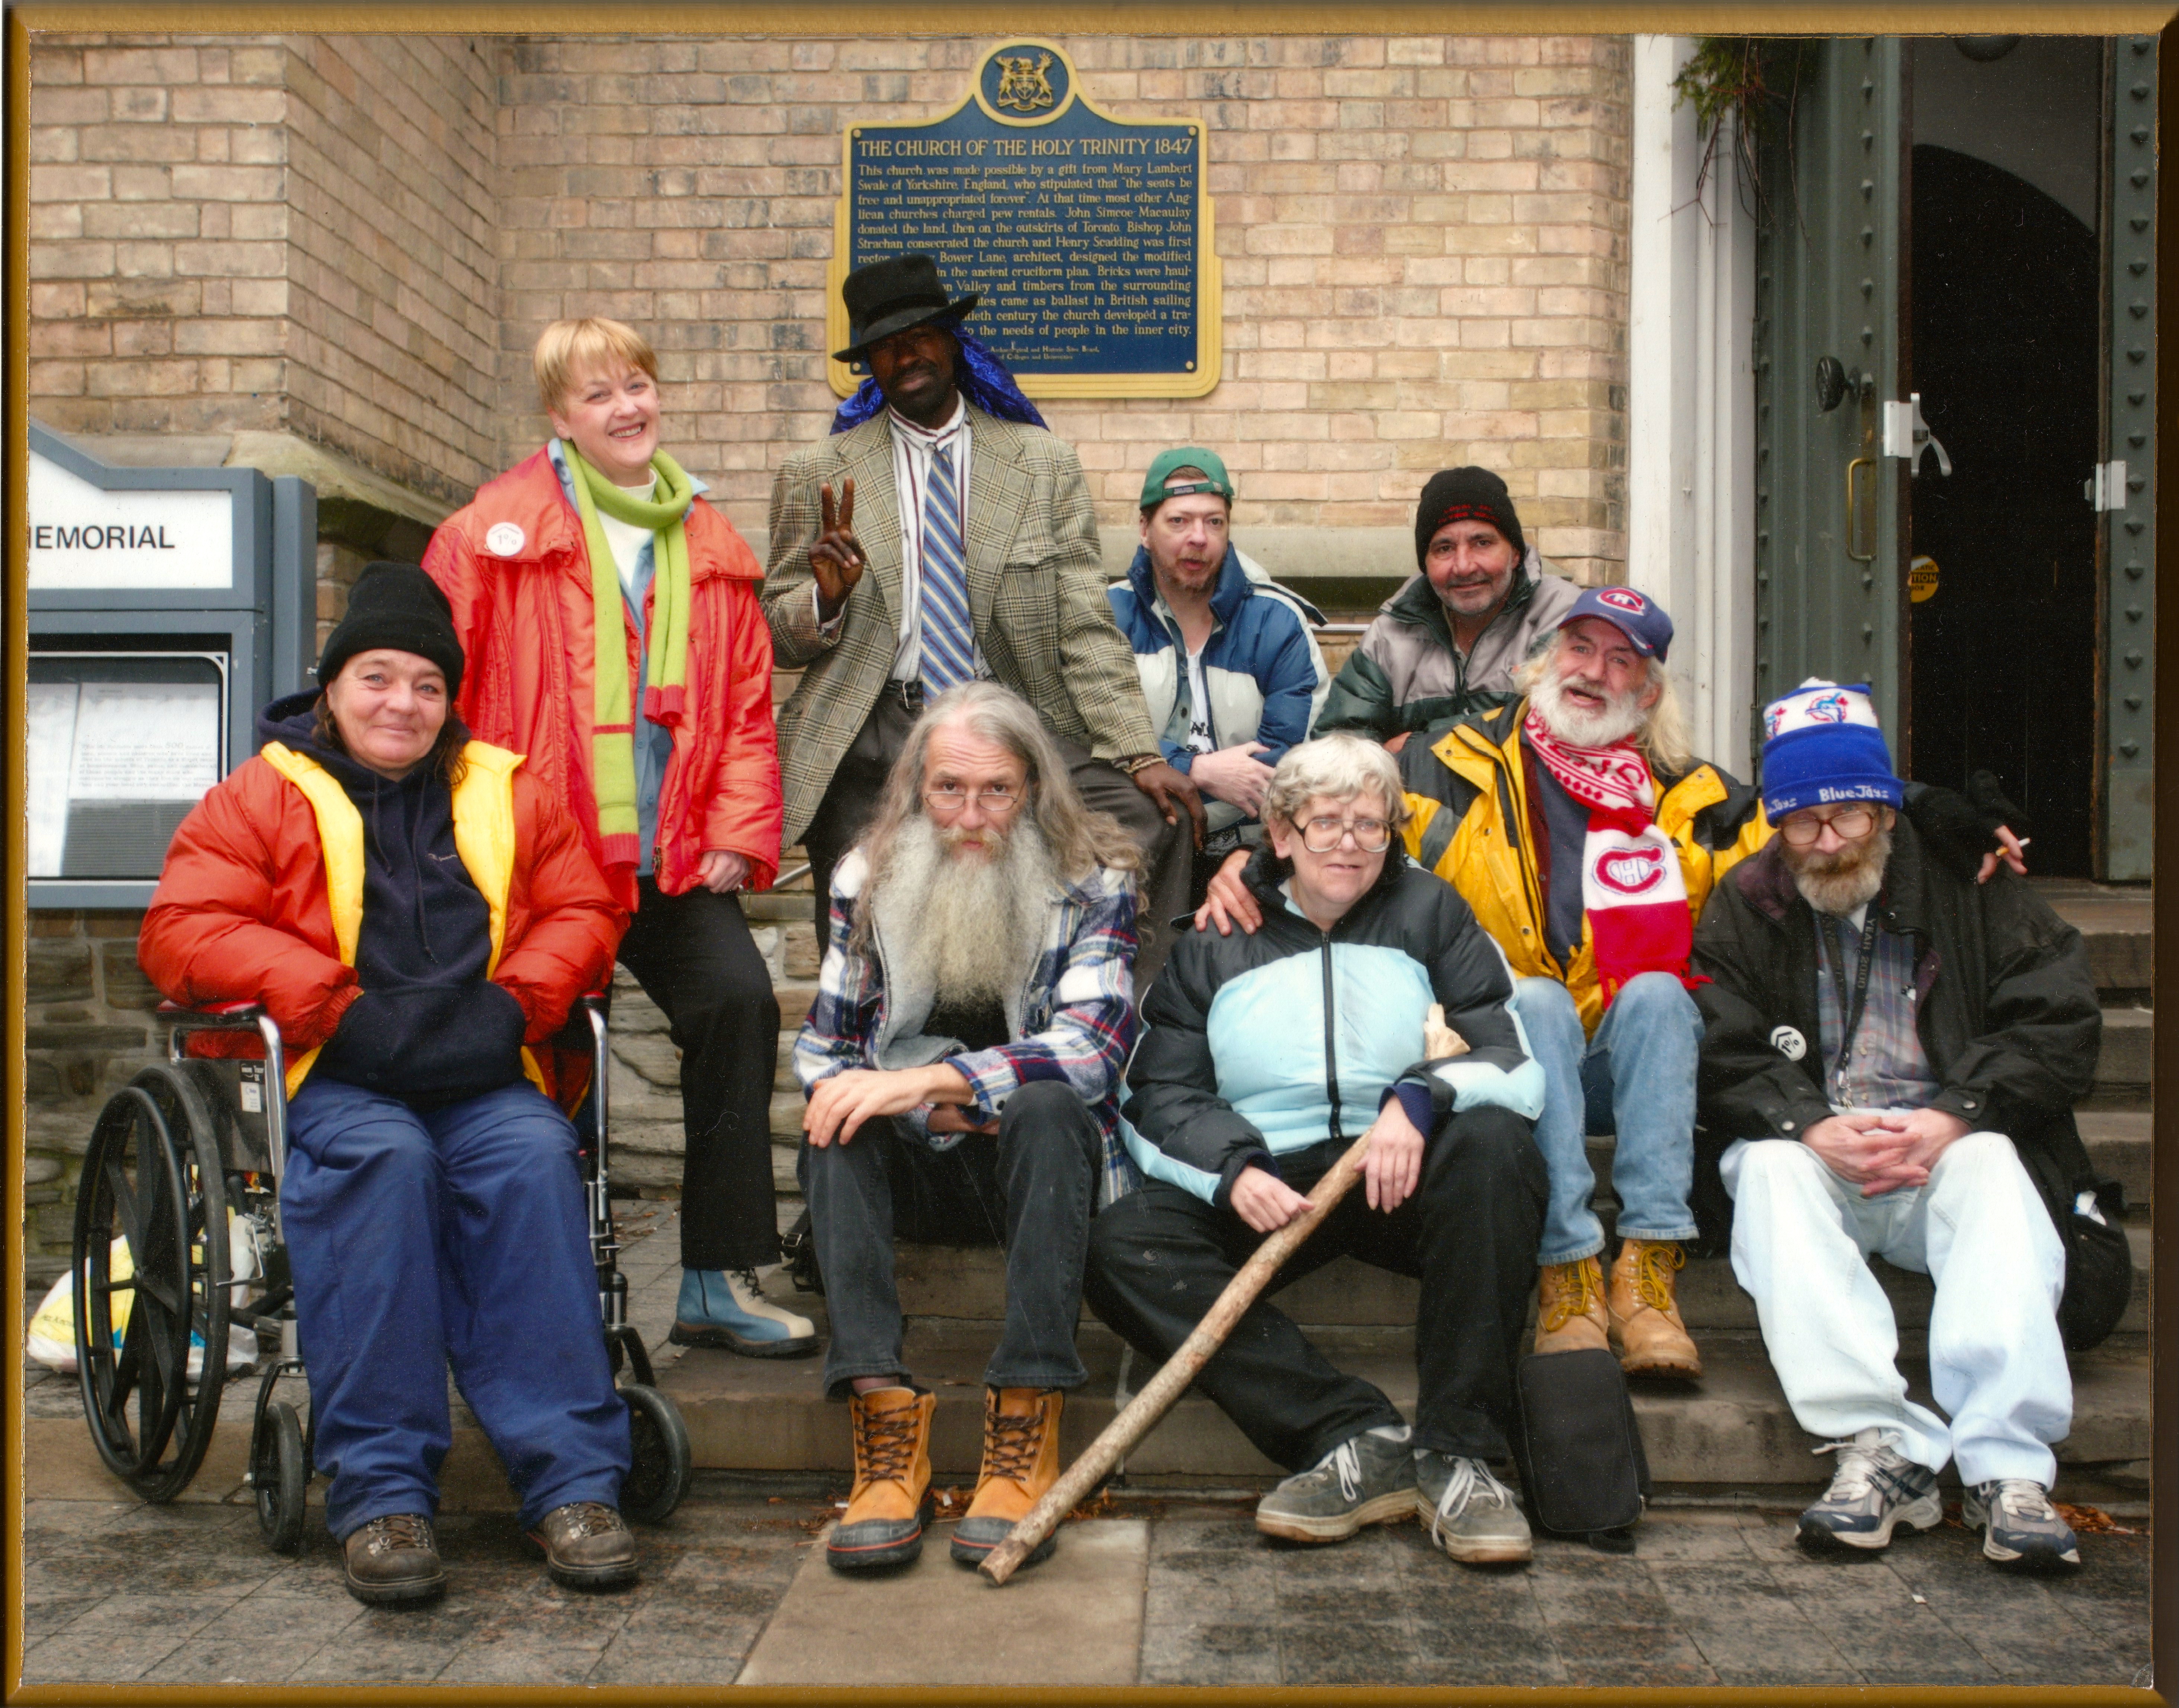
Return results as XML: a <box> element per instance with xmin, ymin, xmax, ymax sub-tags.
<box><xmin>1962</xmin><ymin>1479</ymin><xmax>2081</xmax><ymax>1572</ymax></box>
<box><xmin>1796</xmin><ymin>1429</ymin><xmax>1941</xmax><ymax>1554</ymax></box>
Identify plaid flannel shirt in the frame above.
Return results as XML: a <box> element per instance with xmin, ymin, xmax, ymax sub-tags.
<box><xmin>1814</xmin><ymin>909</ymin><xmax>1942</xmax><ymax>1112</ymax></box>
<box><xmin>793</xmin><ymin>846</ymin><xmax>1143</xmax><ymax>1207</ymax></box>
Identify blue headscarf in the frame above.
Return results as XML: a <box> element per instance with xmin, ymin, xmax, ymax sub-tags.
<box><xmin>830</xmin><ymin>326</ymin><xmax>1047</xmax><ymax>434</ymax></box>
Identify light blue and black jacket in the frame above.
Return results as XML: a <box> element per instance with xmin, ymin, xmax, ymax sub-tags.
<box><xmin>1106</xmin><ymin>545</ymin><xmax>1329</xmax><ymax>838</ymax></box>
<box><xmin>1118</xmin><ymin>843</ymin><xmax>1545</xmax><ymax>1208</ymax></box>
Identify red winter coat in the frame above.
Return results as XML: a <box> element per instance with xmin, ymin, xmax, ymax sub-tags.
<box><xmin>423</xmin><ymin>448</ymin><xmax>783</xmax><ymax>912</ymax></box>
<box><xmin>140</xmin><ymin>742</ymin><xmax>625</xmax><ymax>1105</ymax></box>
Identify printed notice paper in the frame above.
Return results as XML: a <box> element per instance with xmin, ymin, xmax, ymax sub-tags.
<box><xmin>67</xmin><ymin>682</ymin><xmax>220</xmax><ymax>801</ymax></box>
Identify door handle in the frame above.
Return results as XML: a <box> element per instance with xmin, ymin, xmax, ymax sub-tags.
<box><xmin>1845</xmin><ymin>456</ymin><xmax>1877</xmax><ymax>564</ymax></box>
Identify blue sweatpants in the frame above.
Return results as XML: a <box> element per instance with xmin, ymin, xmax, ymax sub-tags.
<box><xmin>282</xmin><ymin>1077</ymin><xmax>630</xmax><ymax>1540</ymax></box>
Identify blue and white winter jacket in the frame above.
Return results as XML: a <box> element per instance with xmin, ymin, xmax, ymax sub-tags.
<box><xmin>1118</xmin><ymin>843</ymin><xmax>1545</xmax><ymax>1208</ymax></box>
<box><xmin>1106</xmin><ymin>546</ymin><xmax>1329</xmax><ymax>836</ymax></box>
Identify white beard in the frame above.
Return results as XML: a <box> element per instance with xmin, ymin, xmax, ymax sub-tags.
<box><xmin>875</xmin><ymin>813</ymin><xmax>1055</xmax><ymax>1007</ymax></box>
<box><xmin>1530</xmin><ymin>664</ymin><xmax>1649</xmax><ymax>749</ymax></box>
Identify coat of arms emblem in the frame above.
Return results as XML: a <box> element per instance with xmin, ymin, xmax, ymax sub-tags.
<box><xmin>992</xmin><ymin>52</ymin><xmax>1057</xmax><ymax>112</ymax></box>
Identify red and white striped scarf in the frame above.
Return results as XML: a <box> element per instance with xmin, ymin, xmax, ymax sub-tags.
<box><xmin>1522</xmin><ymin>709</ymin><xmax>1693</xmax><ymax>1005</ymax></box>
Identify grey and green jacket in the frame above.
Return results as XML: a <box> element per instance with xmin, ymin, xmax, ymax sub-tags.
<box><xmin>1314</xmin><ymin>552</ymin><xmax>1580</xmax><ymax>742</ymax></box>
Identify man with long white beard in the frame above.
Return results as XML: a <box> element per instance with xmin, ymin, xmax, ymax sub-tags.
<box><xmin>793</xmin><ymin>682</ymin><xmax>1141</xmax><ymax>1577</ymax></box>
<box><xmin>1691</xmin><ymin>682</ymin><xmax>2121</xmax><ymax>1573</ymax></box>
<box><xmin>1202</xmin><ymin>588</ymin><xmax>1765</xmax><ymax>1378</ymax></box>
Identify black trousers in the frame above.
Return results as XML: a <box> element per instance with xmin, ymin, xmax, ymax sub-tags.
<box><xmin>798</xmin><ymin>1080</ymin><xmax>1100</xmax><ymax>1400</ymax></box>
<box><xmin>1083</xmin><ymin>1106</ymin><xmax>1548</xmax><ymax>1472</ymax></box>
<box><xmin>799</xmin><ymin>685</ymin><xmax>1194</xmax><ymax>997</ymax></box>
<box><xmin>614</xmin><ymin>879</ymin><xmax>782</xmax><ymax>1272</ymax></box>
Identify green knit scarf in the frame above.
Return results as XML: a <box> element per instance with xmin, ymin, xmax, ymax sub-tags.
<box><xmin>562</xmin><ymin>442</ymin><xmax>696</xmax><ymax>872</ymax></box>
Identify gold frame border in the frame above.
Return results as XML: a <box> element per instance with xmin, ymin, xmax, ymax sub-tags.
<box><xmin>825</xmin><ymin>38</ymin><xmax>1221</xmax><ymax>400</ymax></box>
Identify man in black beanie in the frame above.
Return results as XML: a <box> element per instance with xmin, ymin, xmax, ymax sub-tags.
<box><xmin>1316</xmin><ymin>467</ymin><xmax>1579</xmax><ymax>748</ymax></box>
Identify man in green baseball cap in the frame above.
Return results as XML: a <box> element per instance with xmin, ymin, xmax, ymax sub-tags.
<box><xmin>1106</xmin><ymin>449</ymin><xmax>1329</xmax><ymax>913</ymax></box>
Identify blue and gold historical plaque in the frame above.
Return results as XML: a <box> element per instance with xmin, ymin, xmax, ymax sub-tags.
<box><xmin>828</xmin><ymin>39</ymin><xmax>1220</xmax><ymax>400</ymax></box>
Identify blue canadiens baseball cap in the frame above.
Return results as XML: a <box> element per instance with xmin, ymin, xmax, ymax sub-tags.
<box><xmin>1559</xmin><ymin>585</ymin><xmax>1674</xmax><ymax>663</ymax></box>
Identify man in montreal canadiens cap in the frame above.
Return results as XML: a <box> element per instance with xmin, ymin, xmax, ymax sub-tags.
<box><xmin>1689</xmin><ymin>679</ymin><xmax>2119</xmax><ymax>1574</ymax></box>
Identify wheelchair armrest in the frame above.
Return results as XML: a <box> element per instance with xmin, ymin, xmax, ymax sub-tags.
<box><xmin>159</xmin><ymin>999</ymin><xmax>267</xmax><ymax>1026</ymax></box>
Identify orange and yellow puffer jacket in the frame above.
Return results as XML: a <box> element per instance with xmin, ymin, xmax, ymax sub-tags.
<box><xmin>140</xmin><ymin>739</ymin><xmax>626</xmax><ymax>1105</ymax></box>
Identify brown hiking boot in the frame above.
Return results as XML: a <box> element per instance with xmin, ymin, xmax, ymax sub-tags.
<box><xmin>1608</xmin><ymin>1239</ymin><xmax>1702</xmax><ymax>1378</ymax></box>
<box><xmin>828</xmin><ymin>1385</ymin><xmax>936</xmax><ymax>1572</ymax></box>
<box><xmin>1534</xmin><ymin>1255</ymin><xmax>1608</xmax><ymax>1354</ymax></box>
<box><xmin>342</xmin><ymin>1512</ymin><xmax>445</xmax><ymax>1606</ymax></box>
<box><xmin>950</xmin><ymin>1388</ymin><xmax>1065</xmax><ymax>1569</ymax></box>
<box><xmin>526</xmin><ymin>1501</ymin><xmax>637</xmax><ymax>1589</ymax></box>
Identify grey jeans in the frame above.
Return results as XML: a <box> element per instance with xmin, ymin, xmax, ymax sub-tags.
<box><xmin>799</xmin><ymin>1079</ymin><xmax>1101</xmax><ymax>1399</ymax></box>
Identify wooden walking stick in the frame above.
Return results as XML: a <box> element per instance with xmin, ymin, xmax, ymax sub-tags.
<box><xmin>978</xmin><ymin>1008</ymin><xmax>1469</xmax><ymax>1586</ymax></box>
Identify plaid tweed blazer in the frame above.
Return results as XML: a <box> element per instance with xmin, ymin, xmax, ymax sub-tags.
<box><xmin>763</xmin><ymin>406</ymin><xmax>1160</xmax><ymax>847</ymax></box>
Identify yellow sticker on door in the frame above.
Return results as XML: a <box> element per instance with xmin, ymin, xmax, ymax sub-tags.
<box><xmin>1908</xmin><ymin>555</ymin><xmax>1940</xmax><ymax>604</ymax></box>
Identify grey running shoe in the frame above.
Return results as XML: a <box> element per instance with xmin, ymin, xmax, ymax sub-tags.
<box><xmin>1797</xmin><ymin>1429</ymin><xmax>1941</xmax><ymax>1554</ymax></box>
<box><xmin>1414</xmin><ymin>1452</ymin><xmax>1533</xmax><ymax>1565</ymax></box>
<box><xmin>1255</xmin><ymin>1430</ymin><xmax>1417</xmax><ymax>1543</ymax></box>
<box><xmin>1962</xmin><ymin>1479</ymin><xmax>2081</xmax><ymax>1572</ymax></box>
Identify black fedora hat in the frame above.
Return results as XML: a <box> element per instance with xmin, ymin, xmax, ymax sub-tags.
<box><xmin>834</xmin><ymin>253</ymin><xmax>978</xmax><ymax>362</ymax></box>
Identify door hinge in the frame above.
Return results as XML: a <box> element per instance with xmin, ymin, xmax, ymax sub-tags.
<box><xmin>2086</xmin><ymin>460</ymin><xmax>2130</xmax><ymax>511</ymax></box>
<box><xmin>1881</xmin><ymin>394</ymin><xmax>1952</xmax><ymax>476</ymax></box>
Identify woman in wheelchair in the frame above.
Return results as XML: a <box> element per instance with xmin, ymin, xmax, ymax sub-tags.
<box><xmin>140</xmin><ymin>563</ymin><xmax>636</xmax><ymax>1606</ymax></box>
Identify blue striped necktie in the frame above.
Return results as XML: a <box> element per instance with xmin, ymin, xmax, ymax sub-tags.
<box><xmin>917</xmin><ymin>442</ymin><xmax>975</xmax><ymax>695</ymax></box>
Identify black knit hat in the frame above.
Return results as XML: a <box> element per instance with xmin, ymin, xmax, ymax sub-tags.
<box><xmin>1414</xmin><ymin>467</ymin><xmax>1526</xmax><ymax>567</ymax></box>
<box><xmin>316</xmin><ymin>562</ymin><xmax>465</xmax><ymax>696</ymax></box>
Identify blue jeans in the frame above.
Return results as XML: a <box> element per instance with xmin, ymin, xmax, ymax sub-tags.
<box><xmin>283</xmin><ymin>1077</ymin><xmax>630</xmax><ymax>1540</ymax></box>
<box><xmin>1514</xmin><ymin>972</ymin><xmax>1702</xmax><ymax>1266</ymax></box>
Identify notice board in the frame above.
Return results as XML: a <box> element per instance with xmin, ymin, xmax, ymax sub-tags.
<box><xmin>830</xmin><ymin>39</ymin><xmax>1220</xmax><ymax>399</ymax></box>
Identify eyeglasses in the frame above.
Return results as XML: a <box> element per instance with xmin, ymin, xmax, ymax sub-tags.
<box><xmin>1779</xmin><ymin>806</ymin><xmax>1877</xmax><ymax>847</ymax></box>
<box><xmin>925</xmin><ymin>785</ymin><xmax>1022</xmax><ymax>814</ymax></box>
<box><xmin>1298</xmin><ymin>815</ymin><xmax>1392</xmax><ymax>854</ymax></box>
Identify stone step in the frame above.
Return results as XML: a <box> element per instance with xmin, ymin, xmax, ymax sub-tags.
<box><xmin>2038</xmin><ymin>879</ymin><xmax>2151</xmax><ymax>997</ymax></box>
<box><xmin>2094</xmin><ymin>1005</ymin><xmax>2152</xmax><ymax>1100</ymax></box>
<box><xmin>745</xmin><ymin>1222</ymin><xmax>2152</xmax><ymax>1338</ymax></box>
<box><xmin>656</xmin><ymin>1321</ymin><xmax>2150</xmax><ymax>1488</ymax></box>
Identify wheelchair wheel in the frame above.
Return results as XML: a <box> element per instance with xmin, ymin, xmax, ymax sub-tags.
<box><xmin>72</xmin><ymin>1065</ymin><xmax>234</xmax><ymax>1502</ymax></box>
<box><xmin>252</xmin><ymin>1399</ymin><xmax>309</xmax><ymax>1554</ymax></box>
<box><xmin>620</xmin><ymin>1383</ymin><xmax>693</xmax><ymax>1524</ymax></box>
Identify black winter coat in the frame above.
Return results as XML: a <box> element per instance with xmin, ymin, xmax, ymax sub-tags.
<box><xmin>1690</xmin><ymin>814</ymin><xmax>2128</xmax><ymax>1348</ymax></box>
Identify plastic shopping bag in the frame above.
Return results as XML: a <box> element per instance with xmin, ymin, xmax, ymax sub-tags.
<box><xmin>27</xmin><ymin>1216</ymin><xmax>257</xmax><ymax>1378</ymax></box>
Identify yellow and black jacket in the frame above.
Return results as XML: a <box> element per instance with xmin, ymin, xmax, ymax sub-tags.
<box><xmin>1397</xmin><ymin>699</ymin><xmax>1771</xmax><ymax>1038</ymax></box>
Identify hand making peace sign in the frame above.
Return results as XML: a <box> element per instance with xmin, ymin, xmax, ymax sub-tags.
<box><xmin>810</xmin><ymin>478</ymin><xmax>866</xmax><ymax>619</ymax></box>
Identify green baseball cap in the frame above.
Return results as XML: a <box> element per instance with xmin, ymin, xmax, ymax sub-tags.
<box><xmin>1139</xmin><ymin>447</ymin><xmax>1234</xmax><ymax>511</ymax></box>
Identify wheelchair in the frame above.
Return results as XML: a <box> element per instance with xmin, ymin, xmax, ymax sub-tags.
<box><xmin>70</xmin><ymin>994</ymin><xmax>694</xmax><ymax>1553</ymax></box>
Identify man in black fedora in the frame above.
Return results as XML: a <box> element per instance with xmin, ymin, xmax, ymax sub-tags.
<box><xmin>764</xmin><ymin>252</ymin><xmax>1204</xmax><ymax>995</ymax></box>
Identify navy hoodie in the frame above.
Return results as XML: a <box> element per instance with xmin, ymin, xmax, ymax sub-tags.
<box><xmin>259</xmin><ymin>692</ymin><xmax>528</xmax><ymax>1109</ymax></box>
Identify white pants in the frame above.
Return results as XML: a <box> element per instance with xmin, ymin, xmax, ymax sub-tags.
<box><xmin>1720</xmin><ymin>1130</ymin><xmax>2071</xmax><ymax>1487</ymax></box>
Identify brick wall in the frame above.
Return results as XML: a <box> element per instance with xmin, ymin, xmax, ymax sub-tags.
<box><xmin>20</xmin><ymin>913</ymin><xmax>169</xmax><ymax>1284</ymax></box>
<box><xmin>29</xmin><ymin>33</ymin><xmax>504</xmax><ymax>509</ymax></box>
<box><xmin>490</xmin><ymin>32</ymin><xmax>1631</xmax><ymax>582</ymax></box>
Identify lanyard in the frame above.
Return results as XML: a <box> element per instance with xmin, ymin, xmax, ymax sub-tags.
<box><xmin>1822</xmin><ymin>909</ymin><xmax>1882</xmax><ymax>1094</ymax></box>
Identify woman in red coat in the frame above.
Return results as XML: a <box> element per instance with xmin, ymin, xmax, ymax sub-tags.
<box><xmin>141</xmin><ymin>565</ymin><xmax>634</xmax><ymax>1606</ymax></box>
<box><xmin>423</xmin><ymin>319</ymin><xmax>812</xmax><ymax>1358</ymax></box>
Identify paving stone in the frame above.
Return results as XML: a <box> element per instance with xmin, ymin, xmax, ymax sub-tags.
<box><xmin>737</xmin><ymin>1519</ymin><xmax>1149</xmax><ymax>1687</ymax></box>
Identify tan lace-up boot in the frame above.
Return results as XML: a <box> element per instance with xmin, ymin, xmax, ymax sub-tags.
<box><xmin>827</xmin><ymin>1385</ymin><xmax>936</xmax><ymax>1572</ymax></box>
<box><xmin>950</xmin><ymin>1388</ymin><xmax>1065</xmax><ymax>1569</ymax></box>
<box><xmin>1607</xmin><ymin>1239</ymin><xmax>1702</xmax><ymax>1378</ymax></box>
<box><xmin>1533</xmin><ymin>1254</ymin><xmax>1609</xmax><ymax>1354</ymax></box>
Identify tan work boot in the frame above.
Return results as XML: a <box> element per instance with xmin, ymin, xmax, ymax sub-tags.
<box><xmin>1534</xmin><ymin>1255</ymin><xmax>1609</xmax><ymax>1354</ymax></box>
<box><xmin>950</xmin><ymin>1387</ymin><xmax>1065</xmax><ymax>1569</ymax></box>
<box><xmin>1608</xmin><ymin>1239</ymin><xmax>1702</xmax><ymax>1378</ymax></box>
<box><xmin>827</xmin><ymin>1385</ymin><xmax>936</xmax><ymax>1572</ymax></box>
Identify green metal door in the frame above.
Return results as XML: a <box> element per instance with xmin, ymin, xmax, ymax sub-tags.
<box><xmin>2100</xmin><ymin>35</ymin><xmax>2155</xmax><ymax>880</ymax></box>
<box><xmin>1752</xmin><ymin>39</ymin><xmax>1909</xmax><ymax>745</ymax></box>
